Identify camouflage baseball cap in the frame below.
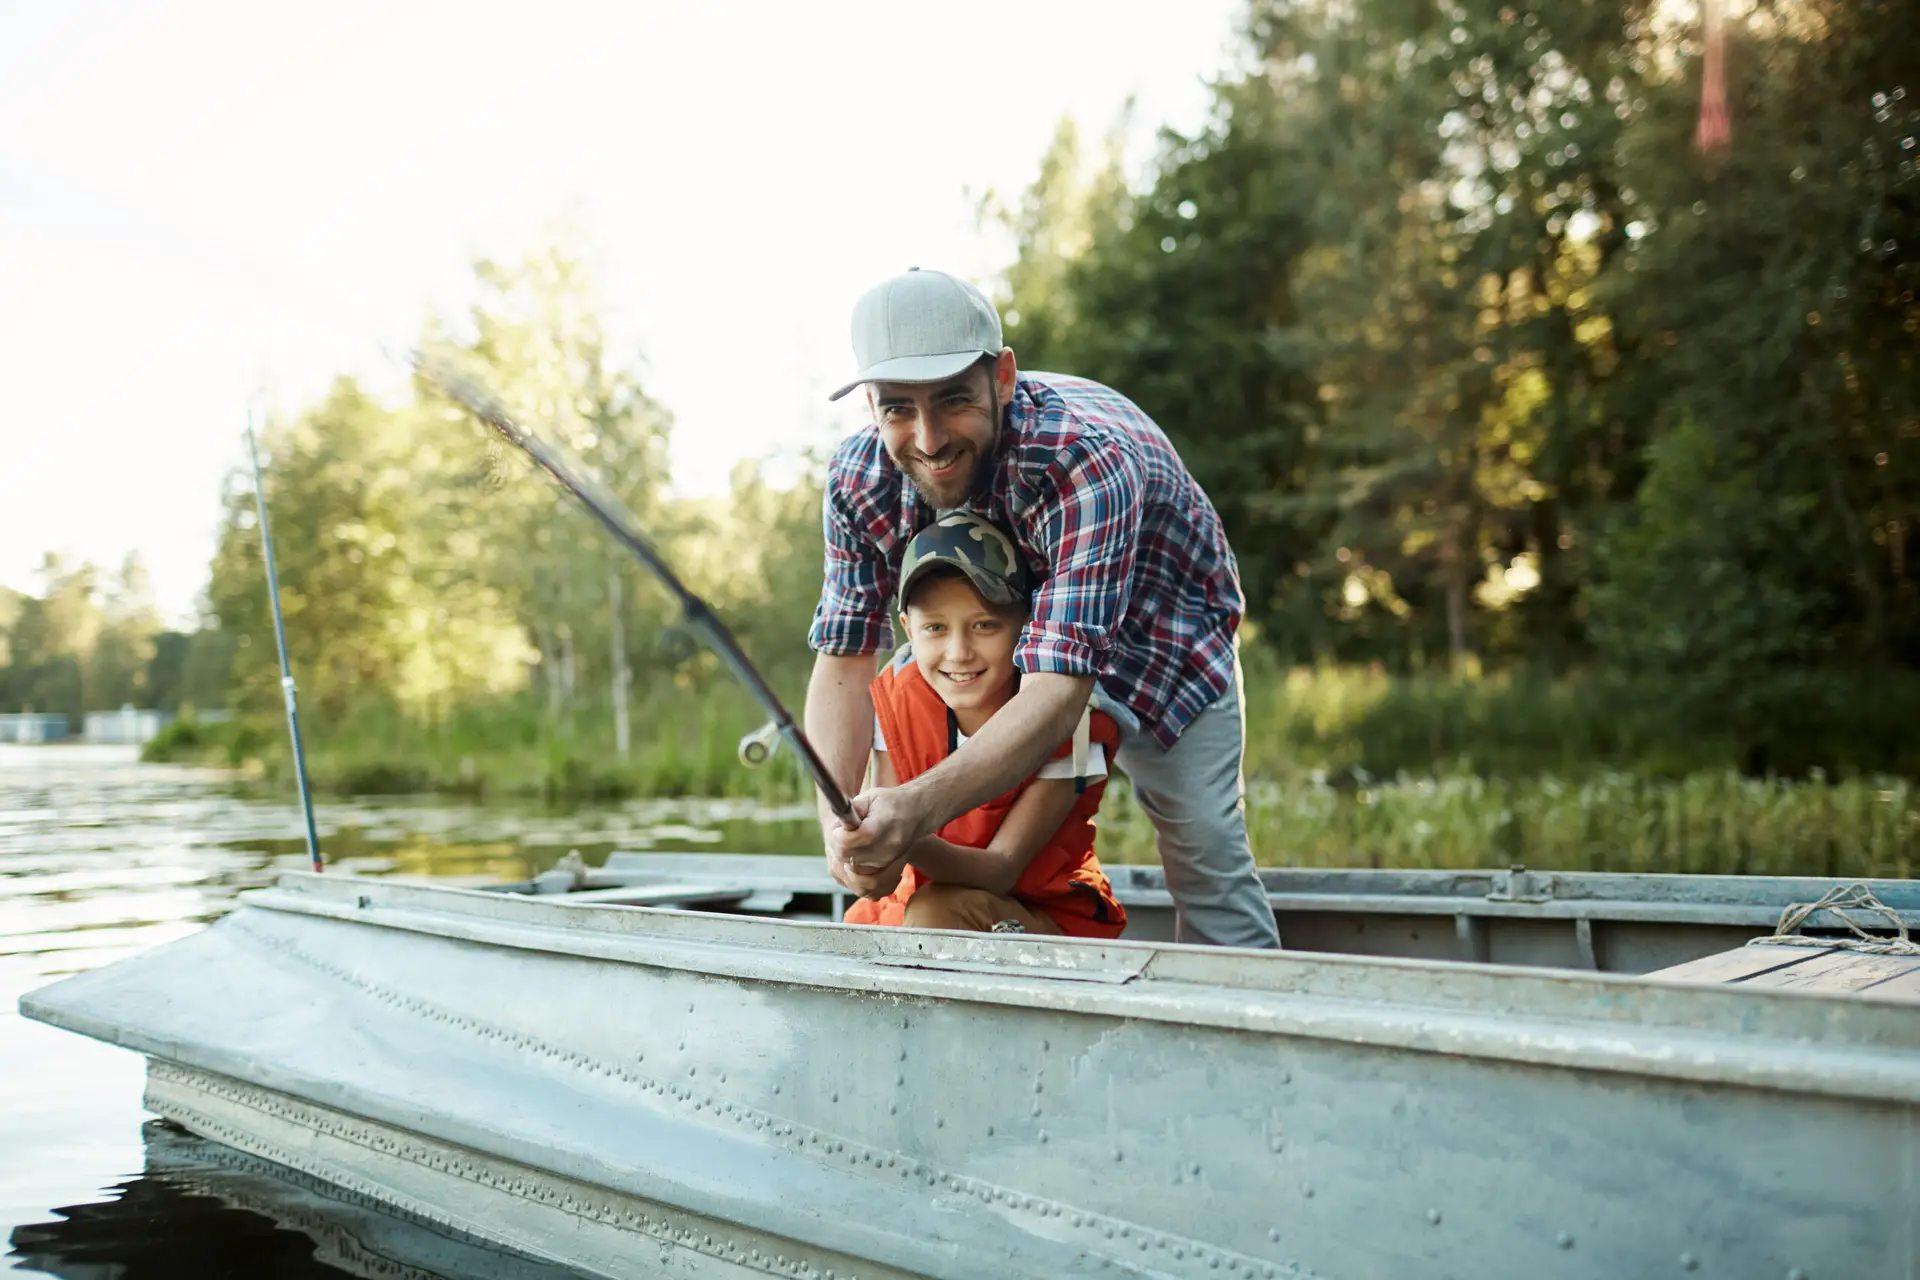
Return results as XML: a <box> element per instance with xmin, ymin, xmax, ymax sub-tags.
<box><xmin>897</xmin><ymin>510</ymin><xmax>1031</xmax><ymax>613</ymax></box>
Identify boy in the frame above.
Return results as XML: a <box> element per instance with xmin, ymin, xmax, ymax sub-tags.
<box><xmin>839</xmin><ymin>511</ymin><xmax>1126</xmax><ymax>938</ymax></box>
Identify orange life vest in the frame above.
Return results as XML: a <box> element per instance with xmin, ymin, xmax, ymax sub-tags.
<box><xmin>842</xmin><ymin>659</ymin><xmax>1126</xmax><ymax>938</ymax></box>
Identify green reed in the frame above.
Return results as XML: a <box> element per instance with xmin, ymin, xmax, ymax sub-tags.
<box><xmin>1097</xmin><ymin>770</ymin><xmax>1918</xmax><ymax>879</ymax></box>
<box><xmin>145</xmin><ymin>663</ymin><xmax>1920</xmax><ymax>878</ymax></box>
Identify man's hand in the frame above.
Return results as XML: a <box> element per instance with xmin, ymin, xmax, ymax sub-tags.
<box><xmin>826</xmin><ymin>808</ymin><xmax>909</xmax><ymax>899</ymax></box>
<box><xmin>836</xmin><ymin>785</ymin><xmax>936</xmax><ymax>875</ymax></box>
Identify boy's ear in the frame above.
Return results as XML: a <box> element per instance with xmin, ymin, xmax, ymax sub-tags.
<box><xmin>898</xmin><ymin>610</ymin><xmax>911</xmax><ymax>633</ymax></box>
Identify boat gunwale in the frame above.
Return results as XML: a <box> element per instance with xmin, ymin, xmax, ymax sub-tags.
<box><xmin>203</xmin><ymin>872</ymin><xmax>1920</xmax><ymax>1107</ymax></box>
<box><xmin>598</xmin><ymin>851</ymin><xmax>1920</xmax><ymax>927</ymax></box>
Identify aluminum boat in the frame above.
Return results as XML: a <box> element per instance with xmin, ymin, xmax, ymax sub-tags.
<box><xmin>20</xmin><ymin>860</ymin><xmax>1920</xmax><ymax>1279</ymax></box>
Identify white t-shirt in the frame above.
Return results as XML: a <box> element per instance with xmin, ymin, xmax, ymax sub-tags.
<box><xmin>872</xmin><ymin>715</ymin><xmax>1107</xmax><ymax>781</ymax></box>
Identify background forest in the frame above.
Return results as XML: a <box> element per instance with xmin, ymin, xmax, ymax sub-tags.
<box><xmin>4</xmin><ymin>0</ymin><xmax>1916</xmax><ymax>873</ymax></box>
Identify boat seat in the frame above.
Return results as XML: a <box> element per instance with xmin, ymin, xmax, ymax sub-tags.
<box><xmin>1647</xmin><ymin>943</ymin><xmax>1920</xmax><ymax>1000</ymax></box>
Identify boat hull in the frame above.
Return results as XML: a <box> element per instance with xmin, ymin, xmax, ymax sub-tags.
<box><xmin>21</xmin><ymin>873</ymin><xmax>1920</xmax><ymax>1279</ymax></box>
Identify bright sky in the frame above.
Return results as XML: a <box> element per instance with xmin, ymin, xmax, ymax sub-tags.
<box><xmin>0</xmin><ymin>0</ymin><xmax>1243</xmax><ymax>625</ymax></box>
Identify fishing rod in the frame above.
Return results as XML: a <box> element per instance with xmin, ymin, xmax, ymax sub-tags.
<box><xmin>411</xmin><ymin>351</ymin><xmax>857</xmax><ymax>826</ymax></box>
<box><xmin>245</xmin><ymin>418</ymin><xmax>324</xmax><ymax>873</ymax></box>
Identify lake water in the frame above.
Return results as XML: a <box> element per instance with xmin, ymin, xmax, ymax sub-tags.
<box><xmin>0</xmin><ymin>744</ymin><xmax>815</xmax><ymax>1278</ymax></box>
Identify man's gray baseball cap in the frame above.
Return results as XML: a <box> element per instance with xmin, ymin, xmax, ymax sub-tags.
<box><xmin>827</xmin><ymin>268</ymin><xmax>1004</xmax><ymax>401</ymax></box>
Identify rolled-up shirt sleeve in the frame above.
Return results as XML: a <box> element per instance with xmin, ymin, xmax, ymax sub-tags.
<box><xmin>1015</xmin><ymin>439</ymin><xmax>1143</xmax><ymax>678</ymax></box>
<box><xmin>808</xmin><ymin>459</ymin><xmax>895</xmax><ymax>655</ymax></box>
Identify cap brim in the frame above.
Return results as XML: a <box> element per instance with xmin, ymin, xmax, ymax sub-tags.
<box><xmin>897</xmin><ymin>557</ymin><xmax>1022</xmax><ymax>614</ymax></box>
<box><xmin>827</xmin><ymin>350</ymin><xmax>989</xmax><ymax>402</ymax></box>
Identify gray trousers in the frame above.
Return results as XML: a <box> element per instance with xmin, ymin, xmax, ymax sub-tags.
<box><xmin>1111</xmin><ymin>661</ymin><xmax>1282</xmax><ymax>949</ymax></box>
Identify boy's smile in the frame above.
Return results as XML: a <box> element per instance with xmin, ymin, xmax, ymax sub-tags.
<box><xmin>901</xmin><ymin>575</ymin><xmax>1022</xmax><ymax>734</ymax></box>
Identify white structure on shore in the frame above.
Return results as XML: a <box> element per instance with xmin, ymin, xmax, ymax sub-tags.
<box><xmin>82</xmin><ymin>706</ymin><xmax>173</xmax><ymax>745</ymax></box>
<box><xmin>0</xmin><ymin>713</ymin><xmax>70</xmax><ymax>743</ymax></box>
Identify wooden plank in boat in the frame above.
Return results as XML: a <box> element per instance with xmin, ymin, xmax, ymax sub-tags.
<box><xmin>1858</xmin><ymin>965</ymin><xmax>1920</xmax><ymax>1002</ymax></box>
<box><xmin>1738</xmin><ymin>949</ymin><xmax>1920</xmax><ymax>994</ymax></box>
<box><xmin>1644</xmin><ymin>944</ymin><xmax>1827</xmax><ymax>985</ymax></box>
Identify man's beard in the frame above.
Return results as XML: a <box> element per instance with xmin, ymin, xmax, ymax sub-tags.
<box><xmin>894</xmin><ymin>395</ymin><xmax>998</xmax><ymax>509</ymax></box>
<box><xmin>904</xmin><ymin>445</ymin><xmax>990</xmax><ymax>508</ymax></box>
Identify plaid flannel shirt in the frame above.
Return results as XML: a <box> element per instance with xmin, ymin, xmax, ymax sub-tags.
<box><xmin>809</xmin><ymin>371</ymin><xmax>1243</xmax><ymax>748</ymax></box>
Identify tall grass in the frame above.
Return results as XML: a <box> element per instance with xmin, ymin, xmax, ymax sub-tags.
<box><xmin>145</xmin><ymin>680</ymin><xmax>813</xmax><ymax>804</ymax></box>
<box><xmin>1235</xmin><ymin>657</ymin><xmax>1920</xmax><ymax>781</ymax></box>
<box><xmin>1098</xmin><ymin>771</ymin><xmax>1918</xmax><ymax>878</ymax></box>
<box><xmin>144</xmin><ymin>662</ymin><xmax>1920</xmax><ymax>877</ymax></box>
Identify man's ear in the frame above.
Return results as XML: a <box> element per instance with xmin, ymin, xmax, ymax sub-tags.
<box><xmin>994</xmin><ymin>348</ymin><xmax>1018</xmax><ymax>402</ymax></box>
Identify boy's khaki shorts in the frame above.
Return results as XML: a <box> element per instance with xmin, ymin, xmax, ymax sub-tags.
<box><xmin>901</xmin><ymin>883</ymin><xmax>1062</xmax><ymax>935</ymax></box>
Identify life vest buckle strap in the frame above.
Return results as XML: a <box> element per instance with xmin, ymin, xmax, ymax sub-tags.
<box><xmin>1071</xmin><ymin>704</ymin><xmax>1091</xmax><ymax>793</ymax></box>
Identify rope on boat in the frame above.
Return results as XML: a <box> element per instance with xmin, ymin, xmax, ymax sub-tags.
<box><xmin>1746</xmin><ymin>882</ymin><xmax>1920</xmax><ymax>956</ymax></box>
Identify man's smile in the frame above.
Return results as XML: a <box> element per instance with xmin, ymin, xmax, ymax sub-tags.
<box><xmin>915</xmin><ymin>447</ymin><xmax>969</xmax><ymax>480</ymax></box>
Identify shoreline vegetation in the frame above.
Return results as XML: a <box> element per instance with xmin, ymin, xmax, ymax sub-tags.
<box><xmin>144</xmin><ymin>660</ymin><xmax>1920</xmax><ymax>880</ymax></box>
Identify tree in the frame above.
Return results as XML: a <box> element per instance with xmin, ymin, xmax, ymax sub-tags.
<box><xmin>990</xmin><ymin>0</ymin><xmax>1920</xmax><ymax>690</ymax></box>
<box><xmin>997</xmin><ymin>96</ymin><xmax>1325</xmax><ymax>653</ymax></box>
<box><xmin>207</xmin><ymin>376</ymin><xmax>533</xmax><ymax>724</ymax></box>
<box><xmin>1587</xmin><ymin>0</ymin><xmax>1920</xmax><ymax>673</ymax></box>
<box><xmin>418</xmin><ymin>246</ymin><xmax>675</xmax><ymax>740</ymax></box>
<box><xmin>0</xmin><ymin>556</ymin><xmax>164</xmax><ymax>720</ymax></box>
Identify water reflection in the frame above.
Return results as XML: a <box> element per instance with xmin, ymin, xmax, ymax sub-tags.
<box><xmin>0</xmin><ymin>743</ymin><xmax>816</xmax><ymax>1278</ymax></box>
<box><xmin>10</xmin><ymin>1122</ymin><xmax>585</xmax><ymax>1280</ymax></box>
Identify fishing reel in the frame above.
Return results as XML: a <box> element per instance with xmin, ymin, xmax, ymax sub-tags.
<box><xmin>738</xmin><ymin>719</ymin><xmax>781</xmax><ymax>767</ymax></box>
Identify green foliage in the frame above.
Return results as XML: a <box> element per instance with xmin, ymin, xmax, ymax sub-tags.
<box><xmin>1235</xmin><ymin>658</ymin><xmax>1920</xmax><ymax>782</ymax></box>
<box><xmin>1589</xmin><ymin>416</ymin><xmax>1829</xmax><ymax>683</ymax></box>
<box><xmin>140</xmin><ymin>714</ymin><xmax>207</xmax><ymax>760</ymax></box>
<box><xmin>1000</xmin><ymin>102</ymin><xmax>1324</xmax><ymax>642</ymax></box>
<box><xmin>993</xmin><ymin>0</ymin><xmax>1920</xmax><ymax>689</ymax></box>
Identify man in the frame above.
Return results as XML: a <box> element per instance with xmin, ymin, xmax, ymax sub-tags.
<box><xmin>806</xmin><ymin>267</ymin><xmax>1280</xmax><ymax>949</ymax></box>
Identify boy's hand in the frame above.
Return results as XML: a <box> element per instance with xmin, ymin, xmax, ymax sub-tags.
<box><xmin>837</xmin><ymin>785</ymin><xmax>934</xmax><ymax>873</ymax></box>
<box><xmin>826</xmin><ymin>831</ymin><xmax>907</xmax><ymax>900</ymax></box>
